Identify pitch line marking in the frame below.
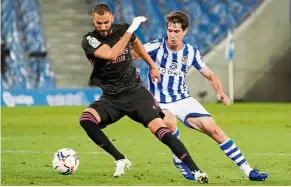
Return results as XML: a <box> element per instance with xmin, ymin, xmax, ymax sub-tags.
<box><xmin>2</xmin><ymin>150</ymin><xmax>291</xmax><ymax>156</ymax></box>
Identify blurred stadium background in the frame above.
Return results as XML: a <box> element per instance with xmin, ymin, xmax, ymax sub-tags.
<box><xmin>2</xmin><ymin>0</ymin><xmax>291</xmax><ymax>185</ymax></box>
<box><xmin>1</xmin><ymin>0</ymin><xmax>290</xmax><ymax>106</ymax></box>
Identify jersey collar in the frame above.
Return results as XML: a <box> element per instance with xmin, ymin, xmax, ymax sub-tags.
<box><xmin>163</xmin><ymin>37</ymin><xmax>185</xmax><ymax>53</ymax></box>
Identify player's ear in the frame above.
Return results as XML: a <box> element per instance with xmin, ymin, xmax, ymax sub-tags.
<box><xmin>183</xmin><ymin>28</ymin><xmax>188</xmax><ymax>35</ymax></box>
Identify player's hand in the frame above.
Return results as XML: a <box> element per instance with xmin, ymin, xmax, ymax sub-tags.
<box><xmin>127</xmin><ymin>16</ymin><xmax>148</xmax><ymax>33</ymax></box>
<box><xmin>151</xmin><ymin>67</ymin><xmax>160</xmax><ymax>83</ymax></box>
<box><xmin>217</xmin><ymin>92</ymin><xmax>231</xmax><ymax>106</ymax></box>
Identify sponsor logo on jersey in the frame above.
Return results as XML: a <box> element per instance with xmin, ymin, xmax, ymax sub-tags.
<box><xmin>159</xmin><ymin>67</ymin><xmax>185</xmax><ymax>76</ymax></box>
<box><xmin>106</xmin><ymin>48</ymin><xmax>129</xmax><ymax>65</ymax></box>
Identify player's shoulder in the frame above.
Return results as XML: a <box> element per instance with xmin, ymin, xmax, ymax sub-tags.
<box><xmin>184</xmin><ymin>41</ymin><xmax>201</xmax><ymax>54</ymax></box>
<box><xmin>81</xmin><ymin>30</ymin><xmax>101</xmax><ymax>49</ymax></box>
<box><xmin>144</xmin><ymin>38</ymin><xmax>163</xmax><ymax>48</ymax></box>
<box><xmin>148</xmin><ymin>38</ymin><xmax>163</xmax><ymax>44</ymax></box>
<box><xmin>82</xmin><ymin>30</ymin><xmax>96</xmax><ymax>39</ymax></box>
<box><xmin>82</xmin><ymin>30</ymin><xmax>99</xmax><ymax>43</ymax></box>
<box><xmin>183</xmin><ymin>41</ymin><xmax>194</xmax><ymax>49</ymax></box>
<box><xmin>108</xmin><ymin>23</ymin><xmax>131</xmax><ymax>37</ymax></box>
<box><xmin>113</xmin><ymin>23</ymin><xmax>130</xmax><ymax>31</ymax></box>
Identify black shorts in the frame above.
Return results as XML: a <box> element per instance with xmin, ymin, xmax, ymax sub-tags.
<box><xmin>88</xmin><ymin>86</ymin><xmax>164</xmax><ymax>129</ymax></box>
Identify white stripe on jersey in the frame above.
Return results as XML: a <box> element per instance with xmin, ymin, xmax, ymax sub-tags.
<box><xmin>144</xmin><ymin>37</ymin><xmax>206</xmax><ymax>103</ymax></box>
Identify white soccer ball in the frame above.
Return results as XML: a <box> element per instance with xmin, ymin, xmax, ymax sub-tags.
<box><xmin>52</xmin><ymin>148</ymin><xmax>80</xmax><ymax>175</ymax></box>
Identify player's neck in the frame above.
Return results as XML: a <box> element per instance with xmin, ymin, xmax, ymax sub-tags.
<box><xmin>166</xmin><ymin>42</ymin><xmax>184</xmax><ymax>52</ymax></box>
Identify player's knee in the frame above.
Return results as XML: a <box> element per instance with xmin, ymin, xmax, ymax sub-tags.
<box><xmin>84</xmin><ymin>108</ymin><xmax>101</xmax><ymax>121</ymax></box>
<box><xmin>166</xmin><ymin>122</ymin><xmax>177</xmax><ymax>133</ymax></box>
<box><xmin>212</xmin><ymin>128</ymin><xmax>221</xmax><ymax>137</ymax></box>
<box><xmin>162</xmin><ymin>110</ymin><xmax>177</xmax><ymax>133</ymax></box>
<box><xmin>164</xmin><ymin>116</ymin><xmax>177</xmax><ymax>133</ymax></box>
<box><xmin>148</xmin><ymin>118</ymin><xmax>167</xmax><ymax>134</ymax></box>
<box><xmin>79</xmin><ymin>108</ymin><xmax>100</xmax><ymax>127</ymax></box>
<box><xmin>209</xmin><ymin>126</ymin><xmax>227</xmax><ymax>141</ymax></box>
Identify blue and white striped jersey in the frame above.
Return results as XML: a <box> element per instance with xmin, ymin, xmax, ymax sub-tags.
<box><xmin>144</xmin><ymin>37</ymin><xmax>206</xmax><ymax>103</ymax></box>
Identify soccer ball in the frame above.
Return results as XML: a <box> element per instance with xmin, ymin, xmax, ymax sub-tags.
<box><xmin>52</xmin><ymin>148</ymin><xmax>80</xmax><ymax>175</ymax></box>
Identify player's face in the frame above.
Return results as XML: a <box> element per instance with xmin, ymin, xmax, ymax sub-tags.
<box><xmin>167</xmin><ymin>23</ymin><xmax>187</xmax><ymax>48</ymax></box>
<box><xmin>92</xmin><ymin>12</ymin><xmax>114</xmax><ymax>37</ymax></box>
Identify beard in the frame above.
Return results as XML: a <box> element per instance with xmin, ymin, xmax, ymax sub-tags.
<box><xmin>97</xmin><ymin>24</ymin><xmax>113</xmax><ymax>37</ymax></box>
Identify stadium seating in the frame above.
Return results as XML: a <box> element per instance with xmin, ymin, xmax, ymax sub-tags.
<box><xmin>110</xmin><ymin>0</ymin><xmax>263</xmax><ymax>81</ymax></box>
<box><xmin>1</xmin><ymin>0</ymin><xmax>263</xmax><ymax>89</ymax></box>
<box><xmin>1</xmin><ymin>0</ymin><xmax>55</xmax><ymax>89</ymax></box>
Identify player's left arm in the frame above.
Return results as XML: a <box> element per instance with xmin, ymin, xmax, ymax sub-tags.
<box><xmin>200</xmin><ymin>66</ymin><xmax>224</xmax><ymax>95</ymax></box>
<box><xmin>131</xmin><ymin>37</ymin><xmax>160</xmax><ymax>82</ymax></box>
<box><xmin>192</xmin><ymin>48</ymin><xmax>230</xmax><ymax>105</ymax></box>
<box><xmin>200</xmin><ymin>66</ymin><xmax>230</xmax><ymax>106</ymax></box>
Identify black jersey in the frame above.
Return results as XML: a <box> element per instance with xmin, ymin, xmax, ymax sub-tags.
<box><xmin>81</xmin><ymin>23</ymin><xmax>143</xmax><ymax>97</ymax></box>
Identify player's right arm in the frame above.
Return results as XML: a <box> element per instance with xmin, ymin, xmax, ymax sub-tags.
<box><xmin>82</xmin><ymin>16</ymin><xmax>147</xmax><ymax>61</ymax></box>
<box><xmin>95</xmin><ymin>33</ymin><xmax>132</xmax><ymax>60</ymax></box>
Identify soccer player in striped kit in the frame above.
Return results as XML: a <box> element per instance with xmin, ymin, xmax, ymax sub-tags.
<box><xmin>132</xmin><ymin>11</ymin><xmax>268</xmax><ymax>181</ymax></box>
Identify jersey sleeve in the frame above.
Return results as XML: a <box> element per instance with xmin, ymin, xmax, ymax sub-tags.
<box><xmin>123</xmin><ymin>23</ymin><xmax>136</xmax><ymax>42</ymax></box>
<box><xmin>81</xmin><ymin>34</ymin><xmax>104</xmax><ymax>56</ymax></box>
<box><xmin>143</xmin><ymin>39</ymin><xmax>161</xmax><ymax>57</ymax></box>
<box><xmin>192</xmin><ymin>49</ymin><xmax>206</xmax><ymax>72</ymax></box>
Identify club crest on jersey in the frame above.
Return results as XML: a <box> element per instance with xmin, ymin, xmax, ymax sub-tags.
<box><xmin>182</xmin><ymin>56</ymin><xmax>188</xmax><ymax>64</ymax></box>
<box><xmin>87</xmin><ymin>36</ymin><xmax>100</xmax><ymax>48</ymax></box>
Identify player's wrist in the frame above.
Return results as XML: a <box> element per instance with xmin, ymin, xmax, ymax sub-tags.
<box><xmin>126</xmin><ymin>26</ymin><xmax>135</xmax><ymax>34</ymax></box>
<box><xmin>216</xmin><ymin>91</ymin><xmax>224</xmax><ymax>96</ymax></box>
<box><xmin>150</xmin><ymin>67</ymin><xmax>158</xmax><ymax>71</ymax></box>
<box><xmin>149</xmin><ymin>64</ymin><xmax>158</xmax><ymax>70</ymax></box>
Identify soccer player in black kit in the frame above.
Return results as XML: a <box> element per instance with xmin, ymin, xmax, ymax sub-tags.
<box><xmin>80</xmin><ymin>3</ymin><xmax>208</xmax><ymax>183</ymax></box>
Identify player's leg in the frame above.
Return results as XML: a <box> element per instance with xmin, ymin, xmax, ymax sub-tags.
<box><xmin>162</xmin><ymin>109</ymin><xmax>196</xmax><ymax>180</ymax></box>
<box><xmin>161</xmin><ymin>109</ymin><xmax>181</xmax><ymax>159</ymax></box>
<box><xmin>126</xmin><ymin>87</ymin><xmax>208</xmax><ymax>183</ymax></box>
<box><xmin>162</xmin><ymin>109</ymin><xmax>181</xmax><ymax>158</ymax></box>
<box><xmin>147</xmin><ymin>118</ymin><xmax>208</xmax><ymax>183</ymax></box>
<box><xmin>79</xmin><ymin>99</ymin><xmax>131</xmax><ymax>177</ymax></box>
<box><xmin>181</xmin><ymin>98</ymin><xmax>268</xmax><ymax>181</ymax></box>
<box><xmin>186</xmin><ymin>116</ymin><xmax>268</xmax><ymax>181</ymax></box>
<box><xmin>162</xmin><ymin>109</ymin><xmax>178</xmax><ymax>134</ymax></box>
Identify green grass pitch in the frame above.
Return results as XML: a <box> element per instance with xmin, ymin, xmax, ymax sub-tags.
<box><xmin>1</xmin><ymin>103</ymin><xmax>291</xmax><ymax>185</ymax></box>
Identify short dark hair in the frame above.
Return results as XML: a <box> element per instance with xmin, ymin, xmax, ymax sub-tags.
<box><xmin>92</xmin><ymin>3</ymin><xmax>112</xmax><ymax>15</ymax></box>
<box><xmin>165</xmin><ymin>11</ymin><xmax>189</xmax><ymax>31</ymax></box>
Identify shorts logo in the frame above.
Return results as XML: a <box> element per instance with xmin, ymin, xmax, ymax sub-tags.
<box><xmin>87</xmin><ymin>36</ymin><xmax>100</xmax><ymax>48</ymax></box>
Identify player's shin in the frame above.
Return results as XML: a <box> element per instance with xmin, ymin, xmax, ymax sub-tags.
<box><xmin>79</xmin><ymin>111</ymin><xmax>125</xmax><ymax>160</ymax></box>
<box><xmin>172</xmin><ymin>128</ymin><xmax>182</xmax><ymax>162</ymax></box>
<box><xmin>155</xmin><ymin>127</ymin><xmax>201</xmax><ymax>172</ymax></box>
<box><xmin>219</xmin><ymin>138</ymin><xmax>253</xmax><ymax>176</ymax></box>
